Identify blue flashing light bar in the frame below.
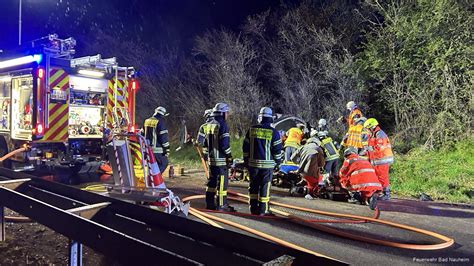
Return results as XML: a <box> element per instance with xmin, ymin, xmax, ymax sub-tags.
<box><xmin>0</xmin><ymin>54</ymin><xmax>43</xmax><ymax>69</ymax></box>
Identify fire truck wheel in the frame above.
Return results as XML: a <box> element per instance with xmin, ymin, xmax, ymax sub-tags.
<box><xmin>0</xmin><ymin>136</ymin><xmax>12</xmax><ymax>169</ymax></box>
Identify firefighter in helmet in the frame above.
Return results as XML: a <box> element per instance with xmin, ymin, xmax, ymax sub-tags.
<box><xmin>363</xmin><ymin>118</ymin><xmax>394</xmax><ymax>200</ymax></box>
<box><xmin>243</xmin><ymin>107</ymin><xmax>282</xmax><ymax>215</ymax></box>
<box><xmin>143</xmin><ymin>106</ymin><xmax>170</xmax><ymax>172</ymax></box>
<box><xmin>203</xmin><ymin>103</ymin><xmax>234</xmax><ymax>211</ymax></box>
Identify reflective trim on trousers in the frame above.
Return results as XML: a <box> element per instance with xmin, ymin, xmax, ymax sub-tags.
<box><xmin>372</xmin><ymin>157</ymin><xmax>394</xmax><ymax>165</ymax></box>
<box><xmin>349</xmin><ymin>182</ymin><xmax>382</xmax><ymax>189</ymax></box>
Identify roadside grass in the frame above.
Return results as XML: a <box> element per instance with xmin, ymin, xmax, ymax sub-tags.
<box><xmin>391</xmin><ymin>137</ymin><xmax>474</xmax><ymax>203</ymax></box>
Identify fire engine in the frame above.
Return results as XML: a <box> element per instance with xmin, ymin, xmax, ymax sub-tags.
<box><xmin>0</xmin><ymin>34</ymin><xmax>138</xmax><ymax>174</ymax></box>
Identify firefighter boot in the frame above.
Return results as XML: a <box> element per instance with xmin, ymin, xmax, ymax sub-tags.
<box><xmin>348</xmin><ymin>192</ymin><xmax>362</xmax><ymax>204</ymax></box>
<box><xmin>250</xmin><ymin>199</ymin><xmax>259</xmax><ymax>215</ymax></box>
<box><xmin>369</xmin><ymin>194</ymin><xmax>378</xmax><ymax>210</ymax></box>
<box><xmin>205</xmin><ymin>191</ymin><xmax>216</xmax><ymax>210</ymax></box>
<box><xmin>379</xmin><ymin>187</ymin><xmax>391</xmax><ymax>201</ymax></box>
<box><xmin>217</xmin><ymin>204</ymin><xmax>236</xmax><ymax>212</ymax></box>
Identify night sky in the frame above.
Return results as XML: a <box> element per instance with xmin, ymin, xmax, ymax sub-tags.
<box><xmin>0</xmin><ymin>0</ymin><xmax>283</xmax><ymax>55</ymax></box>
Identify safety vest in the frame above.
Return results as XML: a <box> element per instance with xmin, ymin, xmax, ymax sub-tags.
<box><xmin>343</xmin><ymin>124</ymin><xmax>365</xmax><ymax>148</ymax></box>
<box><xmin>339</xmin><ymin>155</ymin><xmax>382</xmax><ymax>192</ymax></box>
<box><xmin>284</xmin><ymin>128</ymin><xmax>303</xmax><ymax>148</ymax></box>
<box><xmin>320</xmin><ymin>136</ymin><xmax>339</xmax><ymax>161</ymax></box>
<box><xmin>243</xmin><ymin>124</ymin><xmax>282</xmax><ymax>169</ymax></box>
<box><xmin>348</xmin><ymin>108</ymin><xmax>363</xmax><ymax>127</ymax></box>
<box><xmin>367</xmin><ymin>127</ymin><xmax>394</xmax><ymax>165</ymax></box>
<box><xmin>196</xmin><ymin>118</ymin><xmax>214</xmax><ymax>154</ymax></box>
<box><xmin>203</xmin><ymin>117</ymin><xmax>231</xmax><ymax>167</ymax></box>
<box><xmin>144</xmin><ymin>116</ymin><xmax>170</xmax><ymax>154</ymax></box>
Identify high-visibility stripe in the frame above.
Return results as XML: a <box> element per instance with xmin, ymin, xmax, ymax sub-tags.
<box><xmin>351</xmin><ymin>168</ymin><xmax>375</xmax><ymax>176</ymax></box>
<box><xmin>218</xmin><ymin>175</ymin><xmax>224</xmax><ymax>206</ymax></box>
<box><xmin>42</xmin><ymin>69</ymin><xmax>69</xmax><ymax>141</ymax></box>
<box><xmin>349</xmin><ymin>182</ymin><xmax>381</xmax><ymax>189</ymax></box>
<box><xmin>107</xmin><ymin>78</ymin><xmax>129</xmax><ymax>128</ymax></box>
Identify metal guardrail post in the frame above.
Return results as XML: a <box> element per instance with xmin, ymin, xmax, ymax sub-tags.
<box><xmin>69</xmin><ymin>240</ymin><xmax>83</xmax><ymax>266</ymax></box>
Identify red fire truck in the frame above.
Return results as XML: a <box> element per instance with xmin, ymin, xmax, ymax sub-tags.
<box><xmin>0</xmin><ymin>34</ymin><xmax>137</xmax><ymax>174</ymax></box>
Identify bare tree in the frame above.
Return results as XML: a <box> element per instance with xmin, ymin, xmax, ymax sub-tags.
<box><xmin>193</xmin><ymin>29</ymin><xmax>267</xmax><ymax>136</ymax></box>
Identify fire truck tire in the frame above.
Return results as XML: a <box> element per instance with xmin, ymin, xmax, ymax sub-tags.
<box><xmin>0</xmin><ymin>136</ymin><xmax>12</xmax><ymax>169</ymax></box>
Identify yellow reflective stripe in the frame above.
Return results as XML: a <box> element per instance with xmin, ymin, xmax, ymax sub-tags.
<box><xmin>218</xmin><ymin>175</ymin><xmax>224</xmax><ymax>206</ymax></box>
<box><xmin>144</xmin><ymin>118</ymin><xmax>158</xmax><ymax>127</ymax></box>
<box><xmin>250</xmin><ymin>127</ymin><xmax>273</xmax><ymax>140</ymax></box>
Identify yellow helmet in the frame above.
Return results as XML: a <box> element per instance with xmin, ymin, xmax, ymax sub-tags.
<box><xmin>364</xmin><ymin>118</ymin><xmax>379</xmax><ymax>129</ymax></box>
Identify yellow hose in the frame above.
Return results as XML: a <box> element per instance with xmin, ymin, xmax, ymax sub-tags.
<box><xmin>183</xmin><ymin>191</ymin><xmax>454</xmax><ymax>252</ymax></box>
<box><xmin>182</xmin><ymin>194</ymin><xmax>339</xmax><ymax>261</ymax></box>
<box><xmin>227</xmin><ymin>190</ymin><xmax>454</xmax><ymax>250</ymax></box>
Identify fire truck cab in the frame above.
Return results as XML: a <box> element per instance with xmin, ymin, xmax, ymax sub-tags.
<box><xmin>0</xmin><ymin>34</ymin><xmax>137</xmax><ymax>174</ymax></box>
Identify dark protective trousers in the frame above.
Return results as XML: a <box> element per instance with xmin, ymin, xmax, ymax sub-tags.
<box><xmin>154</xmin><ymin>153</ymin><xmax>169</xmax><ymax>173</ymax></box>
<box><xmin>206</xmin><ymin>165</ymin><xmax>229</xmax><ymax>208</ymax></box>
<box><xmin>248</xmin><ymin>167</ymin><xmax>273</xmax><ymax>214</ymax></box>
<box><xmin>324</xmin><ymin>159</ymin><xmax>339</xmax><ymax>178</ymax></box>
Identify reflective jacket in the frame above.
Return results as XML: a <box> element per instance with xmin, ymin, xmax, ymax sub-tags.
<box><xmin>339</xmin><ymin>154</ymin><xmax>382</xmax><ymax>192</ymax></box>
<box><xmin>367</xmin><ymin>127</ymin><xmax>394</xmax><ymax>166</ymax></box>
<box><xmin>291</xmin><ymin>138</ymin><xmax>325</xmax><ymax>177</ymax></box>
<box><xmin>320</xmin><ymin>136</ymin><xmax>339</xmax><ymax>161</ymax></box>
<box><xmin>342</xmin><ymin>124</ymin><xmax>366</xmax><ymax>149</ymax></box>
<box><xmin>284</xmin><ymin>127</ymin><xmax>304</xmax><ymax>148</ymax></box>
<box><xmin>196</xmin><ymin>117</ymin><xmax>214</xmax><ymax>154</ymax></box>
<box><xmin>144</xmin><ymin>115</ymin><xmax>170</xmax><ymax>155</ymax></box>
<box><xmin>348</xmin><ymin>108</ymin><xmax>363</xmax><ymax>127</ymax></box>
<box><xmin>203</xmin><ymin>116</ymin><xmax>232</xmax><ymax>167</ymax></box>
<box><xmin>243</xmin><ymin>119</ymin><xmax>282</xmax><ymax>169</ymax></box>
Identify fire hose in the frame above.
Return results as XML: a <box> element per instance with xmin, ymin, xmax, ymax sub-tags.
<box><xmin>182</xmin><ymin>192</ymin><xmax>454</xmax><ymax>253</ymax></box>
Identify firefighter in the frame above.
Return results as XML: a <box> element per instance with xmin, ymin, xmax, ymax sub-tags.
<box><xmin>203</xmin><ymin>103</ymin><xmax>234</xmax><ymax>211</ymax></box>
<box><xmin>243</xmin><ymin>107</ymin><xmax>282</xmax><ymax>215</ymax></box>
<box><xmin>284</xmin><ymin>123</ymin><xmax>305</xmax><ymax>162</ymax></box>
<box><xmin>143</xmin><ymin>106</ymin><xmax>170</xmax><ymax>172</ymax></box>
<box><xmin>196</xmin><ymin>109</ymin><xmax>214</xmax><ymax>146</ymax></box>
<box><xmin>317</xmin><ymin>118</ymin><xmax>329</xmax><ymax>136</ymax></box>
<box><xmin>341</xmin><ymin>117</ymin><xmax>368</xmax><ymax>152</ymax></box>
<box><xmin>363</xmin><ymin>118</ymin><xmax>394</xmax><ymax>200</ymax></box>
<box><xmin>339</xmin><ymin>147</ymin><xmax>381</xmax><ymax>210</ymax></box>
<box><xmin>317</xmin><ymin>131</ymin><xmax>340</xmax><ymax>184</ymax></box>
<box><xmin>338</xmin><ymin>101</ymin><xmax>364</xmax><ymax>128</ymax></box>
<box><xmin>290</xmin><ymin>130</ymin><xmax>325</xmax><ymax>200</ymax></box>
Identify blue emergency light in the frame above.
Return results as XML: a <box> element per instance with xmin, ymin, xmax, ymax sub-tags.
<box><xmin>0</xmin><ymin>54</ymin><xmax>43</xmax><ymax>69</ymax></box>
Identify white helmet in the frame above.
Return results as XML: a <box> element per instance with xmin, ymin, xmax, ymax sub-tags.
<box><xmin>318</xmin><ymin>118</ymin><xmax>327</xmax><ymax>127</ymax></box>
<box><xmin>346</xmin><ymin>101</ymin><xmax>356</xmax><ymax>111</ymax></box>
<box><xmin>310</xmin><ymin>128</ymin><xmax>318</xmax><ymax>137</ymax></box>
<box><xmin>213</xmin><ymin>102</ymin><xmax>229</xmax><ymax>114</ymax></box>
<box><xmin>154</xmin><ymin>106</ymin><xmax>169</xmax><ymax>116</ymax></box>
<box><xmin>203</xmin><ymin>109</ymin><xmax>213</xmax><ymax>118</ymax></box>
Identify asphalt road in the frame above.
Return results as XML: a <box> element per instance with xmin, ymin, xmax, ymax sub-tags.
<box><xmin>166</xmin><ymin>173</ymin><xmax>474</xmax><ymax>265</ymax></box>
